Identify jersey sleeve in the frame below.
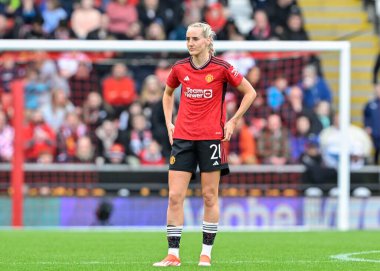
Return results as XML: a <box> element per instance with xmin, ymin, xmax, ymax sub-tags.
<box><xmin>166</xmin><ymin>66</ymin><xmax>181</xmax><ymax>88</ymax></box>
<box><xmin>225</xmin><ymin>65</ymin><xmax>243</xmax><ymax>87</ymax></box>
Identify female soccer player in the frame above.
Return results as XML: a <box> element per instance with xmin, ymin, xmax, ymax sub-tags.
<box><xmin>153</xmin><ymin>22</ymin><xmax>256</xmax><ymax>267</ymax></box>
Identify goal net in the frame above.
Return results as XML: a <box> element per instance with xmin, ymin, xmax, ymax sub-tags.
<box><xmin>0</xmin><ymin>40</ymin><xmax>352</xmax><ymax>230</ymax></box>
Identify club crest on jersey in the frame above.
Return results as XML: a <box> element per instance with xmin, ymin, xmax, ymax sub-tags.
<box><xmin>170</xmin><ymin>156</ymin><xmax>176</xmax><ymax>165</ymax></box>
<box><xmin>205</xmin><ymin>74</ymin><xmax>214</xmax><ymax>83</ymax></box>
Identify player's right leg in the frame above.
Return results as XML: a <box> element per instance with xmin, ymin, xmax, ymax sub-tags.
<box><xmin>153</xmin><ymin>171</ymin><xmax>192</xmax><ymax>267</ymax></box>
<box><xmin>154</xmin><ymin>140</ymin><xmax>195</xmax><ymax>267</ymax></box>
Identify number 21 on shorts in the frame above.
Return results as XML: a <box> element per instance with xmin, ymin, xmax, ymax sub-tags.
<box><xmin>210</xmin><ymin>144</ymin><xmax>221</xmax><ymax>160</ymax></box>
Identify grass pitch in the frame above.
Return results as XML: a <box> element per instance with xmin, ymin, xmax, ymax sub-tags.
<box><xmin>0</xmin><ymin>230</ymin><xmax>379</xmax><ymax>270</ymax></box>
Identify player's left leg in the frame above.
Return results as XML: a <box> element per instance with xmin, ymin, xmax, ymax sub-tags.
<box><xmin>199</xmin><ymin>170</ymin><xmax>221</xmax><ymax>266</ymax></box>
<box><xmin>196</xmin><ymin>140</ymin><xmax>229</xmax><ymax>266</ymax></box>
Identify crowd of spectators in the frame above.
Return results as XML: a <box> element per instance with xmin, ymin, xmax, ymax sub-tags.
<box><xmin>0</xmin><ymin>0</ymin><xmax>376</xmax><ymax>173</ymax></box>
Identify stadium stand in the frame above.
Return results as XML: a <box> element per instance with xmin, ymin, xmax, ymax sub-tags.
<box><xmin>0</xmin><ymin>0</ymin><xmax>378</xmax><ymax>198</ymax></box>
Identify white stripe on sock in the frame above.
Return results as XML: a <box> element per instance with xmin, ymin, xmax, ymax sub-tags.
<box><xmin>167</xmin><ymin>225</ymin><xmax>183</xmax><ymax>237</ymax></box>
<box><xmin>202</xmin><ymin>221</ymin><xmax>218</xmax><ymax>233</ymax></box>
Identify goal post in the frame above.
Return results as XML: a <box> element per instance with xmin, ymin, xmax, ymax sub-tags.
<box><xmin>0</xmin><ymin>39</ymin><xmax>351</xmax><ymax>230</ymax></box>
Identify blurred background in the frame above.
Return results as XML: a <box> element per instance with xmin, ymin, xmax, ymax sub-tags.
<box><xmin>0</xmin><ymin>0</ymin><xmax>379</xmax><ymax>229</ymax></box>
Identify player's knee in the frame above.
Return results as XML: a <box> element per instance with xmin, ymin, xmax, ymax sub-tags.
<box><xmin>168</xmin><ymin>192</ymin><xmax>185</xmax><ymax>208</ymax></box>
<box><xmin>202</xmin><ymin>191</ymin><xmax>217</xmax><ymax>208</ymax></box>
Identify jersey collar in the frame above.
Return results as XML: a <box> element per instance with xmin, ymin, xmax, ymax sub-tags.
<box><xmin>190</xmin><ymin>55</ymin><xmax>212</xmax><ymax>70</ymax></box>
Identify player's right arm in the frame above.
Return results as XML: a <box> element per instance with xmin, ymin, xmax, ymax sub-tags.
<box><xmin>162</xmin><ymin>85</ymin><xmax>176</xmax><ymax>145</ymax></box>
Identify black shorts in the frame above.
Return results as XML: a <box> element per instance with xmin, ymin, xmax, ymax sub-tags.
<box><xmin>169</xmin><ymin>139</ymin><xmax>230</xmax><ymax>176</ymax></box>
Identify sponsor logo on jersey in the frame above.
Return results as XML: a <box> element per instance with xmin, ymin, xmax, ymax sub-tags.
<box><xmin>184</xmin><ymin>75</ymin><xmax>190</xmax><ymax>81</ymax></box>
<box><xmin>213</xmin><ymin>161</ymin><xmax>219</xmax><ymax>166</ymax></box>
<box><xmin>205</xmin><ymin>74</ymin><xmax>214</xmax><ymax>83</ymax></box>
<box><xmin>184</xmin><ymin>87</ymin><xmax>213</xmax><ymax>98</ymax></box>
<box><xmin>170</xmin><ymin>156</ymin><xmax>176</xmax><ymax>165</ymax></box>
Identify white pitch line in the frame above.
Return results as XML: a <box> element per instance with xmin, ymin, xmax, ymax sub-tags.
<box><xmin>0</xmin><ymin>260</ymin><xmax>332</xmax><ymax>265</ymax></box>
<box><xmin>330</xmin><ymin>251</ymin><xmax>380</xmax><ymax>263</ymax></box>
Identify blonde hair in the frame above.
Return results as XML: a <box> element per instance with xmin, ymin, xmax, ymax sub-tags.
<box><xmin>187</xmin><ymin>22</ymin><xmax>216</xmax><ymax>56</ymax></box>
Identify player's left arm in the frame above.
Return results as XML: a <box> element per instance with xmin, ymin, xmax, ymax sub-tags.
<box><xmin>222</xmin><ymin>78</ymin><xmax>256</xmax><ymax>141</ymax></box>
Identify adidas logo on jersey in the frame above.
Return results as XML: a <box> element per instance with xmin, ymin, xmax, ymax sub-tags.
<box><xmin>213</xmin><ymin>161</ymin><xmax>219</xmax><ymax>166</ymax></box>
<box><xmin>184</xmin><ymin>76</ymin><xmax>190</xmax><ymax>81</ymax></box>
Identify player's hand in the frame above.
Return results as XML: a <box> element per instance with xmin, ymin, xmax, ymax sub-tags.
<box><xmin>222</xmin><ymin>119</ymin><xmax>237</xmax><ymax>141</ymax></box>
<box><xmin>167</xmin><ymin>123</ymin><xmax>175</xmax><ymax>145</ymax></box>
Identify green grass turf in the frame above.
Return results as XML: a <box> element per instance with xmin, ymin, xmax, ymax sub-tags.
<box><xmin>0</xmin><ymin>230</ymin><xmax>379</xmax><ymax>271</ymax></box>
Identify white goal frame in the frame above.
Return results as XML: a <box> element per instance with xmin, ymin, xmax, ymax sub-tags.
<box><xmin>0</xmin><ymin>39</ymin><xmax>351</xmax><ymax>230</ymax></box>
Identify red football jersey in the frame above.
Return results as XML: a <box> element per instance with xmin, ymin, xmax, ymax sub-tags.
<box><xmin>167</xmin><ymin>56</ymin><xmax>243</xmax><ymax>140</ymax></box>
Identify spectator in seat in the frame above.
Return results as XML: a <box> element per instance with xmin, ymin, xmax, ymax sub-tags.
<box><xmin>87</xmin><ymin>14</ymin><xmax>115</xmax><ymax>40</ymax></box>
<box><xmin>265</xmin><ymin>0</ymin><xmax>299</xmax><ymax>38</ymax></box>
<box><xmin>121</xmin><ymin>113</ymin><xmax>153</xmax><ymax>162</ymax></box>
<box><xmin>118</xmin><ymin>100</ymin><xmax>143</xmax><ymax>132</ymax></box>
<box><xmin>106</xmin><ymin>0</ymin><xmax>138</xmax><ymax>38</ymax></box>
<box><xmin>95</xmin><ymin>119</ymin><xmax>120</xmax><ymax>159</ymax></box>
<box><xmin>320</xmin><ymin>114</ymin><xmax>373</xmax><ymax>169</ymax></box>
<box><xmin>24</xmin><ymin>65</ymin><xmax>49</xmax><ymax>111</ymax></box>
<box><xmin>70</xmin><ymin>0</ymin><xmax>102</xmax><ymax>39</ymax></box>
<box><xmin>266</xmin><ymin>74</ymin><xmax>289</xmax><ymax>111</ymax></box>
<box><xmin>49</xmin><ymin>19</ymin><xmax>73</xmax><ymax>40</ymax></box>
<box><xmin>82</xmin><ymin>91</ymin><xmax>114</xmax><ymax>132</ymax></box>
<box><xmin>245</xmin><ymin>66</ymin><xmax>261</xmax><ymax>90</ymax></box>
<box><xmin>139</xmin><ymin>140</ymin><xmax>165</xmax><ymax>165</ymax></box>
<box><xmin>217</xmin><ymin>18</ymin><xmax>245</xmax><ymax>41</ymax></box>
<box><xmin>279</xmin><ymin>85</ymin><xmax>310</xmax><ymax>135</ymax></box>
<box><xmin>204</xmin><ymin>2</ymin><xmax>227</xmax><ymax>35</ymax></box>
<box><xmin>226</xmin><ymin>117</ymin><xmax>258</xmax><ymax>165</ymax></box>
<box><xmin>225</xmin><ymin>0</ymin><xmax>254</xmax><ymax>36</ymax></box>
<box><xmin>257</xmin><ymin>113</ymin><xmax>290</xmax><ymax>165</ymax></box>
<box><xmin>102</xmin><ymin>62</ymin><xmax>137</xmax><ymax>115</ymax></box>
<box><xmin>57</xmin><ymin>111</ymin><xmax>88</xmax><ymax>162</ymax></box>
<box><xmin>0</xmin><ymin>53</ymin><xmax>25</xmax><ymax>93</ymax></box>
<box><xmin>0</xmin><ymin>110</ymin><xmax>13</xmax><ymax>162</ymax></box>
<box><xmin>137</xmin><ymin>0</ymin><xmax>182</xmax><ymax>35</ymax></box>
<box><xmin>68</xmin><ymin>57</ymin><xmax>100</xmax><ymax>107</ymax></box>
<box><xmin>75</xmin><ymin>135</ymin><xmax>95</xmax><ymax>163</ymax></box>
<box><xmin>289</xmin><ymin>115</ymin><xmax>311</xmax><ymax>163</ymax></box>
<box><xmin>0</xmin><ymin>14</ymin><xmax>13</xmax><ymax>39</ymax></box>
<box><xmin>14</xmin><ymin>0</ymin><xmax>41</xmax><ymax>38</ymax></box>
<box><xmin>37</xmin><ymin>54</ymin><xmax>70</xmax><ymax>96</ymax></box>
<box><xmin>24</xmin><ymin>110</ymin><xmax>56</xmax><ymax>162</ymax></box>
<box><xmin>41</xmin><ymin>0</ymin><xmax>67</xmax><ymax>34</ymax></box>
<box><xmin>282</xmin><ymin>12</ymin><xmax>309</xmax><ymax>41</ymax></box>
<box><xmin>246</xmin><ymin>9</ymin><xmax>272</xmax><ymax>40</ymax></box>
<box><xmin>155</xmin><ymin>59</ymin><xmax>171</xmax><ymax>88</ymax></box>
<box><xmin>124</xmin><ymin>20</ymin><xmax>144</xmax><ymax>40</ymax></box>
<box><xmin>221</xmin><ymin>49</ymin><xmax>256</xmax><ymax>77</ymax></box>
<box><xmin>104</xmin><ymin>143</ymin><xmax>127</xmax><ymax>164</ymax></box>
<box><xmin>139</xmin><ymin>75</ymin><xmax>163</xmax><ymax>119</ymax></box>
<box><xmin>245</xmin><ymin>93</ymin><xmax>272</xmax><ymax>138</ymax></box>
<box><xmin>363</xmin><ymin>83</ymin><xmax>380</xmax><ymax>164</ymax></box>
<box><xmin>168</xmin><ymin>3</ymin><xmax>201</xmax><ymax>41</ymax></box>
<box><xmin>40</xmin><ymin>88</ymin><xmax>75</xmax><ymax>132</ymax></box>
<box><xmin>36</xmin><ymin>150</ymin><xmax>54</xmax><ymax>164</ymax></box>
<box><xmin>299</xmin><ymin>64</ymin><xmax>332</xmax><ymax>108</ymax></box>
<box><xmin>150</xmin><ymin>94</ymin><xmax>171</xmax><ymax>160</ymax></box>
<box><xmin>22</xmin><ymin>15</ymin><xmax>49</xmax><ymax>39</ymax></box>
<box><xmin>308</xmin><ymin>101</ymin><xmax>333</xmax><ymax>135</ymax></box>
<box><xmin>300</xmin><ymin>136</ymin><xmax>337</xmax><ymax>184</ymax></box>
<box><xmin>144</xmin><ymin>21</ymin><xmax>166</xmax><ymax>40</ymax></box>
